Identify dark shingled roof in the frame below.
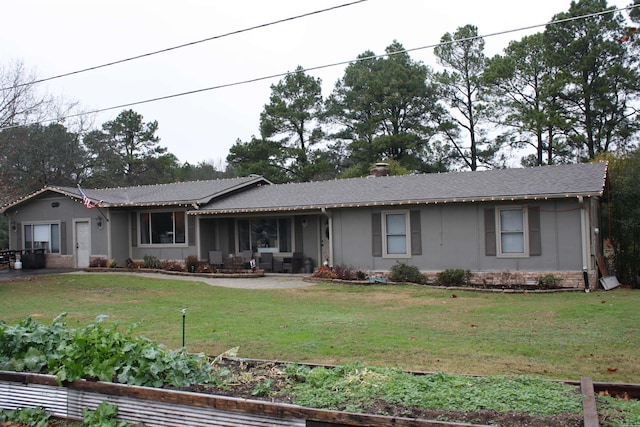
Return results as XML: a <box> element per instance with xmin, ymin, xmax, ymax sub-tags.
<box><xmin>57</xmin><ymin>176</ymin><xmax>269</xmax><ymax>207</ymax></box>
<box><xmin>197</xmin><ymin>162</ymin><xmax>608</xmax><ymax>214</ymax></box>
<box><xmin>0</xmin><ymin>176</ymin><xmax>269</xmax><ymax>212</ymax></box>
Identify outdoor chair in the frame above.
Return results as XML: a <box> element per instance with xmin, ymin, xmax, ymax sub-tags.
<box><xmin>283</xmin><ymin>252</ymin><xmax>303</xmax><ymax>273</ymax></box>
<box><xmin>273</xmin><ymin>257</ymin><xmax>284</xmax><ymax>273</ymax></box>
<box><xmin>208</xmin><ymin>250</ymin><xmax>223</xmax><ymax>269</ymax></box>
<box><xmin>258</xmin><ymin>252</ymin><xmax>273</xmax><ymax>272</ymax></box>
<box><xmin>240</xmin><ymin>250</ymin><xmax>253</xmax><ymax>268</ymax></box>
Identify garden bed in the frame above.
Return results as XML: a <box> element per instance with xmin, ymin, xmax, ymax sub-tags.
<box><xmin>85</xmin><ymin>267</ymin><xmax>265</xmax><ymax>278</ymax></box>
<box><xmin>2</xmin><ymin>313</ymin><xmax>638</xmax><ymax>426</ymax></box>
<box><xmin>0</xmin><ymin>364</ymin><xmax>591</xmax><ymax>427</ymax></box>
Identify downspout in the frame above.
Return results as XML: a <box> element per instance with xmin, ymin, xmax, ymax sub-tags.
<box><xmin>321</xmin><ymin>207</ymin><xmax>333</xmax><ymax>267</ymax></box>
<box><xmin>578</xmin><ymin>196</ymin><xmax>591</xmax><ymax>291</ymax></box>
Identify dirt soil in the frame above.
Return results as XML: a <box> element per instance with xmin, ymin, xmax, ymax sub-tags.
<box><xmin>177</xmin><ymin>358</ymin><xmax>584</xmax><ymax>427</ymax></box>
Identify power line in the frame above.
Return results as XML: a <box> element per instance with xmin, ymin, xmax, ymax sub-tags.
<box><xmin>1</xmin><ymin>4</ymin><xmax>637</xmax><ymax>131</ymax></box>
<box><xmin>0</xmin><ymin>0</ymin><xmax>368</xmax><ymax>91</ymax></box>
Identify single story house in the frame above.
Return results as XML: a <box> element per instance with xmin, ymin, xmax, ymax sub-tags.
<box><xmin>0</xmin><ymin>162</ymin><xmax>608</xmax><ymax>288</ymax></box>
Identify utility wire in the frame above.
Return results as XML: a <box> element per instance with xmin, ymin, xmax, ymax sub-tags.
<box><xmin>1</xmin><ymin>4</ymin><xmax>637</xmax><ymax>130</ymax></box>
<box><xmin>0</xmin><ymin>0</ymin><xmax>367</xmax><ymax>91</ymax></box>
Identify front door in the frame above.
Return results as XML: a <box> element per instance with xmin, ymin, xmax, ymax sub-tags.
<box><xmin>75</xmin><ymin>221</ymin><xmax>90</xmax><ymax>268</ymax></box>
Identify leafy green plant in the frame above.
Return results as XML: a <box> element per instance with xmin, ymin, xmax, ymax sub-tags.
<box><xmin>436</xmin><ymin>268</ymin><xmax>473</xmax><ymax>286</ymax></box>
<box><xmin>143</xmin><ymin>254</ymin><xmax>162</xmax><ymax>269</ymax></box>
<box><xmin>0</xmin><ymin>407</ymin><xmax>52</xmax><ymax>427</ymax></box>
<box><xmin>536</xmin><ymin>273</ymin><xmax>562</xmax><ymax>289</ymax></box>
<box><xmin>0</xmin><ymin>313</ymin><xmax>70</xmax><ymax>373</ymax></box>
<box><xmin>82</xmin><ymin>401</ymin><xmax>130</xmax><ymax>427</ymax></box>
<box><xmin>598</xmin><ymin>395</ymin><xmax>640</xmax><ymax>427</ymax></box>
<box><xmin>389</xmin><ymin>262</ymin><xmax>424</xmax><ymax>284</ymax></box>
<box><xmin>284</xmin><ymin>363</ymin><xmax>582</xmax><ymax>417</ymax></box>
<box><xmin>47</xmin><ymin>315</ymin><xmax>212</xmax><ymax>387</ymax></box>
<box><xmin>0</xmin><ymin>314</ymin><xmax>212</xmax><ymax>388</ymax></box>
<box><xmin>251</xmin><ymin>378</ymin><xmax>274</xmax><ymax>397</ymax></box>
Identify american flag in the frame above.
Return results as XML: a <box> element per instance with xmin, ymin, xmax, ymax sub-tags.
<box><xmin>77</xmin><ymin>185</ymin><xmax>101</xmax><ymax>209</ymax></box>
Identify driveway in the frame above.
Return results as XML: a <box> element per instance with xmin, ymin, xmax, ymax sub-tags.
<box><xmin>0</xmin><ymin>268</ymin><xmax>314</xmax><ymax>289</ymax></box>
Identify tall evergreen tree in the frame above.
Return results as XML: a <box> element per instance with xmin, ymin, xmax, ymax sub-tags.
<box><xmin>84</xmin><ymin>109</ymin><xmax>176</xmax><ymax>187</ymax></box>
<box><xmin>325</xmin><ymin>41</ymin><xmax>451</xmax><ymax>176</ymax></box>
<box><xmin>259</xmin><ymin>66</ymin><xmax>325</xmax><ymax>182</ymax></box>
<box><xmin>544</xmin><ymin>0</ymin><xmax>640</xmax><ymax>159</ymax></box>
<box><xmin>434</xmin><ymin>25</ymin><xmax>498</xmax><ymax>170</ymax></box>
<box><xmin>483</xmin><ymin>33</ymin><xmax>570</xmax><ymax>166</ymax></box>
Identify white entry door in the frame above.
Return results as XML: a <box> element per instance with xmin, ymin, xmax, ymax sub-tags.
<box><xmin>75</xmin><ymin>221</ymin><xmax>90</xmax><ymax>268</ymax></box>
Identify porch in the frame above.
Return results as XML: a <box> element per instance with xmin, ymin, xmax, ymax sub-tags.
<box><xmin>197</xmin><ymin>213</ymin><xmax>326</xmax><ymax>274</ymax></box>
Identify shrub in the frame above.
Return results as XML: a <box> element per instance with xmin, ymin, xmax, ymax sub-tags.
<box><xmin>312</xmin><ymin>265</ymin><xmax>338</xmax><ymax>279</ymax></box>
<box><xmin>196</xmin><ymin>262</ymin><xmax>213</xmax><ymax>273</ymax></box>
<box><xmin>162</xmin><ymin>260</ymin><xmax>184</xmax><ymax>272</ymax></box>
<box><xmin>89</xmin><ymin>257</ymin><xmax>108</xmax><ymax>268</ymax></box>
<box><xmin>125</xmin><ymin>258</ymin><xmax>142</xmax><ymax>269</ymax></box>
<box><xmin>389</xmin><ymin>262</ymin><xmax>424</xmax><ymax>284</ymax></box>
<box><xmin>142</xmin><ymin>255</ymin><xmax>162</xmax><ymax>269</ymax></box>
<box><xmin>356</xmin><ymin>270</ymin><xmax>367</xmax><ymax>280</ymax></box>
<box><xmin>536</xmin><ymin>274</ymin><xmax>563</xmax><ymax>289</ymax></box>
<box><xmin>436</xmin><ymin>269</ymin><xmax>473</xmax><ymax>286</ymax></box>
<box><xmin>185</xmin><ymin>255</ymin><xmax>199</xmax><ymax>273</ymax></box>
<box><xmin>107</xmin><ymin>259</ymin><xmax>117</xmax><ymax>268</ymax></box>
<box><xmin>332</xmin><ymin>264</ymin><xmax>356</xmax><ymax>280</ymax></box>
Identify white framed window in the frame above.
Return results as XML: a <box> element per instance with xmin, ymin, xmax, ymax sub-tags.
<box><xmin>24</xmin><ymin>223</ymin><xmax>60</xmax><ymax>253</ymax></box>
<box><xmin>382</xmin><ymin>210</ymin><xmax>410</xmax><ymax>257</ymax></box>
<box><xmin>139</xmin><ymin>211</ymin><xmax>186</xmax><ymax>246</ymax></box>
<box><xmin>497</xmin><ymin>207</ymin><xmax>529</xmax><ymax>257</ymax></box>
<box><xmin>237</xmin><ymin>218</ymin><xmax>292</xmax><ymax>253</ymax></box>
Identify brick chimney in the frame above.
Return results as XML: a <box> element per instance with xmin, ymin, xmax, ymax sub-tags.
<box><xmin>370</xmin><ymin>162</ymin><xmax>391</xmax><ymax>177</ymax></box>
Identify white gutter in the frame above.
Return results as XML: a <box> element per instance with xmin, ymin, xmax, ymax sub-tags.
<box><xmin>578</xmin><ymin>196</ymin><xmax>590</xmax><ymax>287</ymax></box>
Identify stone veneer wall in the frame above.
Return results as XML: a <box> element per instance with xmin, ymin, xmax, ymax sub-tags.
<box><xmin>44</xmin><ymin>254</ymin><xmax>74</xmax><ymax>269</ymax></box>
<box><xmin>418</xmin><ymin>270</ymin><xmax>597</xmax><ymax>290</ymax></box>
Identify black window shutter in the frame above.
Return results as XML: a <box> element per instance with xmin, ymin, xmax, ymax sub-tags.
<box><xmin>131</xmin><ymin>212</ymin><xmax>137</xmax><ymax>247</ymax></box>
<box><xmin>529</xmin><ymin>206</ymin><xmax>541</xmax><ymax>256</ymax></box>
<box><xmin>228</xmin><ymin>219</ymin><xmax>236</xmax><ymax>254</ymax></box>
<box><xmin>60</xmin><ymin>221</ymin><xmax>67</xmax><ymax>255</ymax></box>
<box><xmin>372</xmin><ymin>213</ymin><xmax>382</xmax><ymax>257</ymax></box>
<box><xmin>410</xmin><ymin>210</ymin><xmax>422</xmax><ymax>255</ymax></box>
<box><xmin>484</xmin><ymin>207</ymin><xmax>496</xmax><ymax>256</ymax></box>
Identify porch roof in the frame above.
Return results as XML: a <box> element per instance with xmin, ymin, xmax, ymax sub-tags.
<box><xmin>195</xmin><ymin>162</ymin><xmax>608</xmax><ymax>214</ymax></box>
<box><xmin>0</xmin><ymin>175</ymin><xmax>270</xmax><ymax>212</ymax></box>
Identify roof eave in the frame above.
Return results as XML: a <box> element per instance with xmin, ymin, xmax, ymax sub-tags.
<box><xmin>191</xmin><ymin>191</ymin><xmax>603</xmax><ymax>215</ymax></box>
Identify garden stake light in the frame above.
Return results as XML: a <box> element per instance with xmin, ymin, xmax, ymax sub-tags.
<box><xmin>181</xmin><ymin>308</ymin><xmax>186</xmax><ymax>348</ymax></box>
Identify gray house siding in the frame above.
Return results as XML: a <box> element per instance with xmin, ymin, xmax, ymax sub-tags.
<box><xmin>109</xmin><ymin>210</ymin><xmax>131</xmax><ymax>267</ymax></box>
<box><xmin>330</xmin><ymin>198</ymin><xmax>586</xmax><ymax>274</ymax></box>
<box><xmin>4</xmin><ymin>194</ymin><xmax>109</xmax><ymax>268</ymax></box>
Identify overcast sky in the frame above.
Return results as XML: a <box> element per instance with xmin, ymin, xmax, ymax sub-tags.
<box><xmin>1</xmin><ymin>0</ymin><xmax>633</xmax><ymax>166</ymax></box>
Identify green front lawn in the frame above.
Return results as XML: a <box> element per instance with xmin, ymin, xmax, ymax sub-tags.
<box><xmin>0</xmin><ymin>273</ymin><xmax>637</xmax><ymax>383</ymax></box>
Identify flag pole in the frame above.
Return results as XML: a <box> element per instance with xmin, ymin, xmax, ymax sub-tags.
<box><xmin>77</xmin><ymin>184</ymin><xmax>109</xmax><ymax>222</ymax></box>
